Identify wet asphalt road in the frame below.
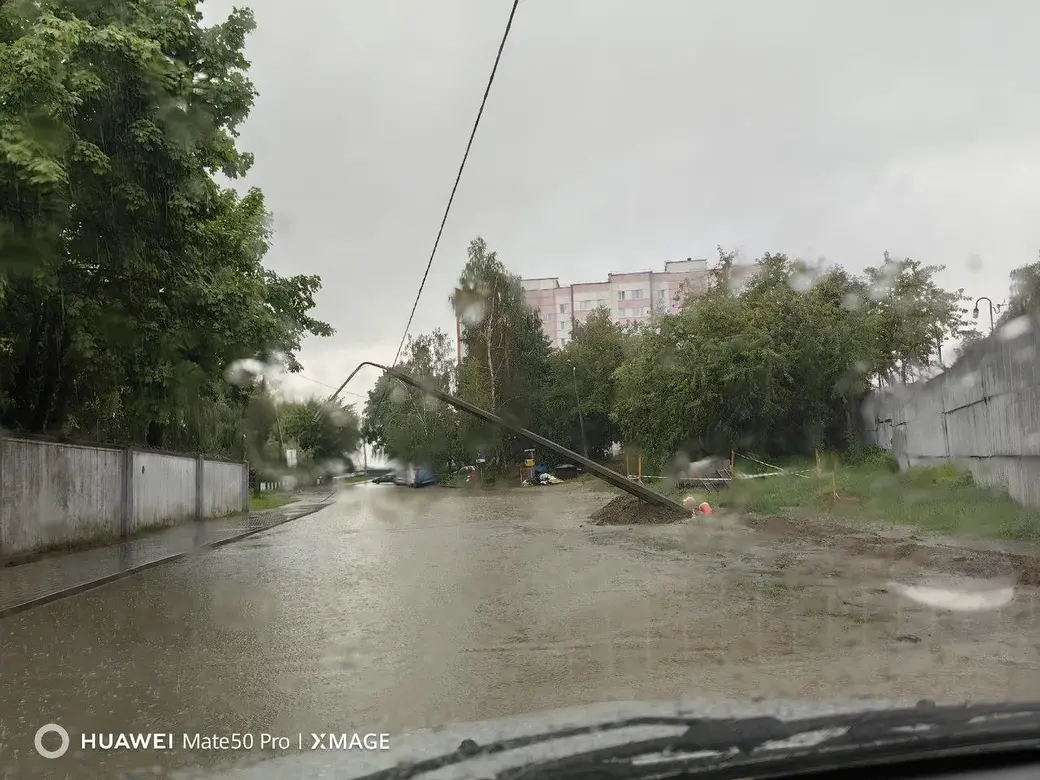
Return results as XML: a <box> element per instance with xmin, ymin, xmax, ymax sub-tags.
<box><xmin>0</xmin><ymin>482</ymin><xmax>632</xmax><ymax>779</ymax></box>
<box><xmin>3</xmin><ymin>480</ymin><xmax>1040</xmax><ymax>779</ymax></box>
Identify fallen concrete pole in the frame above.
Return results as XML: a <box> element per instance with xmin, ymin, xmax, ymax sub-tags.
<box><xmin>326</xmin><ymin>362</ymin><xmax>688</xmax><ymax>512</ymax></box>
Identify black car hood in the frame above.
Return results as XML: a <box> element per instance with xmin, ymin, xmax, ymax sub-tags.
<box><xmin>190</xmin><ymin>696</ymin><xmax>927</xmax><ymax>780</ymax></box>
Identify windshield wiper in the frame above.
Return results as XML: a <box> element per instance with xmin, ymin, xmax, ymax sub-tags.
<box><xmin>502</xmin><ymin>701</ymin><xmax>1040</xmax><ymax>780</ymax></box>
<box><xmin>356</xmin><ymin>701</ymin><xmax>1040</xmax><ymax>780</ymax></box>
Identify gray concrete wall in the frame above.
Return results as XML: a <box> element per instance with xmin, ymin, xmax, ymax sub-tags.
<box><xmin>862</xmin><ymin>318</ymin><xmax>1040</xmax><ymax>507</ymax></box>
<box><xmin>0</xmin><ymin>438</ymin><xmax>124</xmax><ymax>555</ymax></box>
<box><xmin>202</xmin><ymin>459</ymin><xmax>246</xmax><ymax>518</ymax></box>
<box><xmin>0</xmin><ymin>435</ymin><xmax>249</xmax><ymax>557</ymax></box>
<box><xmin>131</xmin><ymin>451</ymin><xmax>198</xmax><ymax>533</ymax></box>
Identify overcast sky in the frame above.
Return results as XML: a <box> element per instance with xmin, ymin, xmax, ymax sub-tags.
<box><xmin>203</xmin><ymin>0</ymin><xmax>1040</xmax><ymax>406</ymax></box>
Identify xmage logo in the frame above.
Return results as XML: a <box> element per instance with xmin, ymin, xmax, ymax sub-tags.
<box><xmin>309</xmin><ymin>733</ymin><xmax>390</xmax><ymax>750</ymax></box>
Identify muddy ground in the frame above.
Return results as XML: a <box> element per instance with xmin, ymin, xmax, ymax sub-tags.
<box><xmin>581</xmin><ymin>481</ymin><xmax>1040</xmax><ymax>700</ymax></box>
<box><xmin>743</xmin><ymin>514</ymin><xmax>1040</xmax><ymax>587</ymax></box>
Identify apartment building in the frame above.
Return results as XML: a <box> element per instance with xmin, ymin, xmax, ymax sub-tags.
<box><xmin>522</xmin><ymin>258</ymin><xmax>713</xmax><ymax>350</ymax></box>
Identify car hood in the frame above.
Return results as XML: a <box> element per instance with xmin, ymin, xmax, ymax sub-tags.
<box><xmin>191</xmin><ymin>696</ymin><xmax>925</xmax><ymax>780</ymax></box>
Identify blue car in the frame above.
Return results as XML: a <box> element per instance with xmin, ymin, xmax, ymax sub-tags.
<box><xmin>394</xmin><ymin>465</ymin><xmax>438</xmax><ymax>487</ymax></box>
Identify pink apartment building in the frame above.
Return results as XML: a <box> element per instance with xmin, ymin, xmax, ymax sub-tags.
<box><xmin>521</xmin><ymin>258</ymin><xmax>712</xmax><ymax>350</ymax></box>
<box><xmin>453</xmin><ymin>258</ymin><xmax>755</xmax><ymax>361</ymax></box>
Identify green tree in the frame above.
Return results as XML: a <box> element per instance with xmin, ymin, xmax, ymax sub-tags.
<box><xmin>542</xmin><ymin>308</ymin><xmax>625</xmax><ymax>458</ymax></box>
<box><xmin>281</xmin><ymin>398</ymin><xmax>360</xmax><ymax>469</ymax></box>
<box><xmin>362</xmin><ymin>329</ymin><xmax>462</xmax><ymax>470</ymax></box>
<box><xmin>0</xmin><ymin>0</ymin><xmax>332</xmax><ymax>454</ymax></box>
<box><xmin>998</xmin><ymin>256</ymin><xmax>1040</xmax><ymax>326</ymax></box>
<box><xmin>451</xmin><ymin>237</ymin><xmax>551</xmax><ymax>465</ymax></box>
<box><xmin>861</xmin><ymin>253</ymin><xmax>969</xmax><ymax>384</ymax></box>
<box><xmin>242</xmin><ymin>384</ymin><xmax>280</xmax><ymax>464</ymax></box>
<box><xmin>611</xmin><ymin>251</ymin><xmax>965</xmax><ymax>467</ymax></box>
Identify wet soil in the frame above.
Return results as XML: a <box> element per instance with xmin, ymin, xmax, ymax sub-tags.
<box><xmin>745</xmin><ymin>513</ymin><xmax>1040</xmax><ymax>586</ymax></box>
<box><xmin>589</xmin><ymin>494</ymin><xmax>692</xmax><ymax>525</ymax></box>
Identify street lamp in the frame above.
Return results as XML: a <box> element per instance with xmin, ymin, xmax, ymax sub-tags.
<box><xmin>972</xmin><ymin>297</ymin><xmax>995</xmax><ymax>332</ymax></box>
<box><xmin>568</xmin><ymin>361</ymin><xmax>589</xmax><ymax>458</ymax></box>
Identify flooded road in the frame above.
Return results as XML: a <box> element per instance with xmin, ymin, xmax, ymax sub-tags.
<box><xmin>3</xmin><ymin>480</ymin><xmax>1040</xmax><ymax>779</ymax></box>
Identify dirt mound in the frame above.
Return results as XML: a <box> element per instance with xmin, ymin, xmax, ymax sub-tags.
<box><xmin>590</xmin><ymin>495</ymin><xmax>691</xmax><ymax>525</ymax></box>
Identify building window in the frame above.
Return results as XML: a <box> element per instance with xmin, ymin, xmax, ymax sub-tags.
<box><xmin>658</xmin><ymin>288</ymin><xmax>667</xmax><ymax>300</ymax></box>
<box><xmin>560</xmin><ymin>337</ymin><xmax>567</xmax><ymax>347</ymax></box>
<box><xmin>617</xmin><ymin>290</ymin><xmax>626</xmax><ymax>301</ymax></box>
<box><xmin>631</xmin><ymin>288</ymin><xmax>644</xmax><ymax>299</ymax></box>
<box><xmin>579</xmin><ymin>299</ymin><xmax>592</xmax><ymax>310</ymax></box>
<box><xmin>542</xmin><ymin>313</ymin><xmax>552</xmax><ymax>323</ymax></box>
<box><xmin>559</xmin><ymin>303</ymin><xmax>568</xmax><ymax>314</ymax></box>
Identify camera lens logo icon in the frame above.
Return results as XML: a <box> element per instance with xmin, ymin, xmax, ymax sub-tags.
<box><xmin>34</xmin><ymin>724</ymin><xmax>70</xmax><ymax>759</ymax></box>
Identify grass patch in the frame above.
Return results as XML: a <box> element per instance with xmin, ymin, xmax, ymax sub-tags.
<box><xmin>713</xmin><ymin>453</ymin><xmax>1040</xmax><ymax>542</ymax></box>
<box><xmin>440</xmin><ymin>472</ymin><xmax>475</xmax><ymax>487</ymax></box>
<box><xmin>249</xmin><ymin>492</ymin><xmax>295</xmax><ymax>511</ymax></box>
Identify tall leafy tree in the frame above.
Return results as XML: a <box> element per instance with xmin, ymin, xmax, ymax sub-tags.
<box><xmin>611</xmin><ymin>251</ymin><xmax>967</xmax><ymax>466</ymax></box>
<box><xmin>542</xmin><ymin>308</ymin><xmax>625</xmax><ymax>458</ymax></box>
<box><xmin>998</xmin><ymin>256</ymin><xmax>1040</xmax><ymax>326</ymax></box>
<box><xmin>0</xmin><ymin>0</ymin><xmax>332</xmax><ymax>453</ymax></box>
<box><xmin>451</xmin><ymin>237</ymin><xmax>551</xmax><ymax>463</ymax></box>
<box><xmin>861</xmin><ymin>253</ymin><xmax>969</xmax><ymax>383</ymax></box>
<box><xmin>281</xmin><ymin>398</ymin><xmax>360</xmax><ymax>468</ymax></box>
<box><xmin>362</xmin><ymin>329</ymin><xmax>462</xmax><ymax>470</ymax></box>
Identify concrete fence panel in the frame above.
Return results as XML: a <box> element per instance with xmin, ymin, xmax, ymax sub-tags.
<box><xmin>202</xmin><ymin>459</ymin><xmax>245</xmax><ymax>518</ymax></box>
<box><xmin>0</xmin><ymin>438</ymin><xmax>124</xmax><ymax>555</ymax></box>
<box><xmin>0</xmin><ymin>434</ymin><xmax>250</xmax><ymax>558</ymax></box>
<box><xmin>862</xmin><ymin>319</ymin><xmax>1040</xmax><ymax>507</ymax></box>
<box><xmin>131</xmin><ymin>451</ymin><xmax>198</xmax><ymax>533</ymax></box>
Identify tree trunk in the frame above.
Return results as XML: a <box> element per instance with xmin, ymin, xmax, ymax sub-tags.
<box><xmin>146</xmin><ymin>419</ymin><xmax>165</xmax><ymax>448</ymax></box>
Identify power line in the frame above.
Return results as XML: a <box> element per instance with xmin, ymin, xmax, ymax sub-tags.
<box><xmin>388</xmin><ymin>0</ymin><xmax>521</xmax><ymax>369</ymax></box>
<box><xmin>321</xmin><ymin>0</ymin><xmax>520</xmax><ymax>423</ymax></box>
<box><xmin>297</xmin><ymin>374</ymin><xmax>366</xmax><ymax>397</ymax></box>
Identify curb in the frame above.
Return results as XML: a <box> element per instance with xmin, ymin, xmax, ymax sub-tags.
<box><xmin>0</xmin><ymin>497</ymin><xmax>335</xmax><ymax>620</ymax></box>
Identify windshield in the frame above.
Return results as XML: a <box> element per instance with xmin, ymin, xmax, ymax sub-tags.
<box><xmin>2</xmin><ymin>1</ymin><xmax>1039</xmax><ymax>779</ymax></box>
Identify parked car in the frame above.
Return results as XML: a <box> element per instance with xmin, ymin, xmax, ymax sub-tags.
<box><xmin>395</xmin><ymin>465</ymin><xmax>438</xmax><ymax>487</ymax></box>
<box><xmin>372</xmin><ymin>472</ymin><xmax>396</xmax><ymax>484</ymax></box>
